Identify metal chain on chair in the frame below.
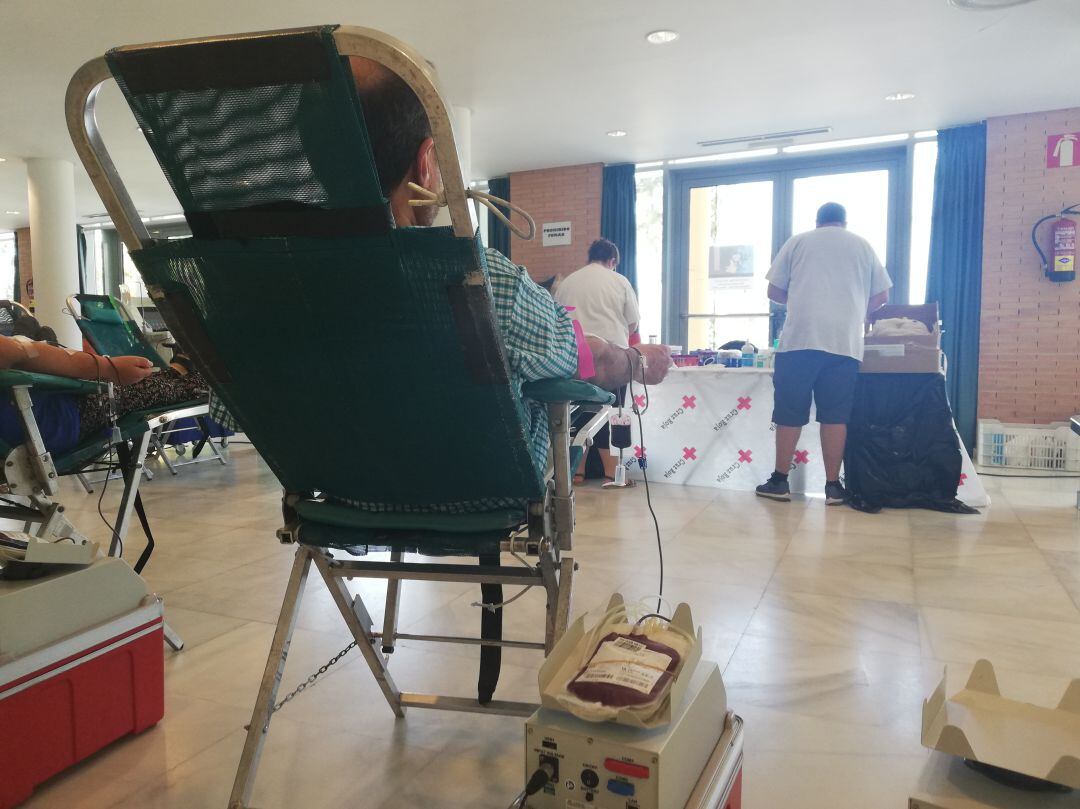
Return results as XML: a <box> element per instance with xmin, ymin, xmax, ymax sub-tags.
<box><xmin>269</xmin><ymin>640</ymin><xmax>358</xmax><ymax>716</ymax></box>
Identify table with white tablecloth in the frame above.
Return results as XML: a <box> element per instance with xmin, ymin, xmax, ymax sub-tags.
<box><xmin>618</xmin><ymin>366</ymin><xmax>989</xmax><ymax>508</ymax></box>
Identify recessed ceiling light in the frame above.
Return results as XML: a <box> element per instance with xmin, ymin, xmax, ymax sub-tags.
<box><xmin>0</xmin><ymin>158</ymin><xmax>6</xmax><ymax>163</ymax></box>
<box><xmin>607</xmin><ymin>130</ymin><xmax>628</xmax><ymax>138</ymax></box>
<box><xmin>5</xmin><ymin>211</ymin><xmax>19</xmax><ymax>215</ymax></box>
<box><xmin>645</xmin><ymin>30</ymin><xmax>679</xmax><ymax>45</ymax></box>
<box><xmin>885</xmin><ymin>92</ymin><xmax>916</xmax><ymax>102</ymax></box>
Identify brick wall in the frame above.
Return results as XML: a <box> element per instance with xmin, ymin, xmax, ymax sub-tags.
<box><xmin>979</xmin><ymin>108</ymin><xmax>1080</xmax><ymax>424</ymax></box>
<box><xmin>509</xmin><ymin>163</ymin><xmax>602</xmax><ymax>282</ymax></box>
<box><xmin>14</xmin><ymin>227</ymin><xmax>31</xmax><ymax>306</ymax></box>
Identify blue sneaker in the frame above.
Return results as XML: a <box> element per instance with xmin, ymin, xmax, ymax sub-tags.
<box><xmin>755</xmin><ymin>473</ymin><xmax>790</xmax><ymax>501</ymax></box>
<box><xmin>825</xmin><ymin>481</ymin><xmax>847</xmax><ymax>506</ymax></box>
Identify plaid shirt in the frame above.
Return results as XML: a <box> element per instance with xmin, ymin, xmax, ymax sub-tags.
<box><xmin>340</xmin><ymin>247</ymin><xmax>578</xmax><ymax>515</ymax></box>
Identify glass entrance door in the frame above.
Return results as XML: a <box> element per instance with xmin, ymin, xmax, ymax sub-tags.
<box><xmin>685</xmin><ymin>180</ymin><xmax>774</xmax><ymax>351</ymax></box>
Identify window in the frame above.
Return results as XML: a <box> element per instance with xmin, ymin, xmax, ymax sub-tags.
<box><xmin>634</xmin><ymin>170</ymin><xmax>664</xmax><ymax>342</ymax></box>
<box><xmin>0</xmin><ymin>233</ymin><xmax>15</xmax><ymax>301</ymax></box>
<box><xmin>909</xmin><ymin>140</ymin><xmax>939</xmax><ymax>303</ymax></box>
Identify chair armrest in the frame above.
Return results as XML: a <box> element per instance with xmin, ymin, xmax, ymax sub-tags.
<box><xmin>0</xmin><ymin>369</ymin><xmax>106</xmax><ymax>394</ymax></box>
<box><xmin>522</xmin><ymin>378</ymin><xmax>615</xmax><ymax>405</ymax></box>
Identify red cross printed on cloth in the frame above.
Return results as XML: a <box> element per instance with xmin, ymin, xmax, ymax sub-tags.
<box><xmin>793</xmin><ymin>450</ymin><xmax>810</xmax><ymax>465</ymax></box>
<box><xmin>633</xmin><ymin>394</ymin><xmax>647</xmax><ymax>409</ymax></box>
<box><xmin>634</xmin><ymin>445</ymin><xmax>645</xmax><ymax>459</ymax></box>
<box><xmin>738</xmin><ymin>449</ymin><xmax>753</xmax><ymax>463</ymax></box>
<box><xmin>737</xmin><ymin>396</ymin><xmax>752</xmax><ymax>411</ymax></box>
<box><xmin>683</xmin><ymin>447</ymin><xmax>697</xmax><ymax>461</ymax></box>
<box><xmin>682</xmin><ymin>395</ymin><xmax>697</xmax><ymax>410</ymax></box>
<box><xmin>959</xmin><ymin>473</ymin><xmax>967</xmax><ymax>487</ymax></box>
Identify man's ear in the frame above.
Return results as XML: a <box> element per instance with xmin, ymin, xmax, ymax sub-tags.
<box><xmin>416</xmin><ymin>137</ymin><xmax>439</xmax><ymax>190</ymax></box>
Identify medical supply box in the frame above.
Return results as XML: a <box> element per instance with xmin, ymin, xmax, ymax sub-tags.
<box><xmin>0</xmin><ymin>557</ymin><xmax>164</xmax><ymax>808</ymax></box>
<box><xmin>860</xmin><ymin>303</ymin><xmax>943</xmax><ymax>374</ymax></box>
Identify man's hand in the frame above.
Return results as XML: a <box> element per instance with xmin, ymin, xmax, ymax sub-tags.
<box><xmin>634</xmin><ymin>344</ymin><xmax>672</xmax><ymax>385</ymax></box>
<box><xmin>106</xmin><ymin>355</ymin><xmax>155</xmax><ymax>385</ymax></box>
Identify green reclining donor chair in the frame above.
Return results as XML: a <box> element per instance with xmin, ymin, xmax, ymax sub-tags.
<box><xmin>67</xmin><ymin>25</ymin><xmax>613</xmax><ymax>809</ymax></box>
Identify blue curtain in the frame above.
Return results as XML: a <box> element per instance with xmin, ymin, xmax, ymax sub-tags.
<box><xmin>601</xmin><ymin>164</ymin><xmax>637</xmax><ymax>290</ymax></box>
<box><xmin>926</xmin><ymin>123</ymin><xmax>986</xmax><ymax>453</ymax></box>
<box><xmin>487</xmin><ymin>176</ymin><xmax>511</xmax><ymax>259</ymax></box>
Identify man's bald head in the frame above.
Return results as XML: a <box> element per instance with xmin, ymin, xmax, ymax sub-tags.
<box><xmin>348</xmin><ymin>57</ymin><xmax>432</xmax><ymax>198</ymax></box>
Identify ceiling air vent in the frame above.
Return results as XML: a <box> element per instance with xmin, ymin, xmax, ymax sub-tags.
<box><xmin>948</xmin><ymin>0</ymin><xmax>1038</xmax><ymax>8</ymax></box>
<box><xmin>697</xmin><ymin>127</ymin><xmax>832</xmax><ymax>148</ymax></box>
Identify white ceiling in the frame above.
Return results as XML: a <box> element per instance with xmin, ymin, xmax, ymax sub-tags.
<box><xmin>0</xmin><ymin>0</ymin><xmax>1077</xmax><ymax>228</ymax></box>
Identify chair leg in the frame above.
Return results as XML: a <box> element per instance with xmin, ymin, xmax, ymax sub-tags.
<box><xmin>311</xmin><ymin>551</ymin><xmax>405</xmax><ymax>718</ymax></box>
<box><xmin>381</xmin><ymin>550</ymin><xmax>403</xmax><ymax>654</ymax></box>
<box><xmin>163</xmin><ymin>621</ymin><xmax>185</xmax><ymax>651</ymax></box>
<box><xmin>110</xmin><ymin>430</ymin><xmax>153</xmax><ymax>558</ymax></box>
<box><xmin>228</xmin><ymin>545</ymin><xmax>312</xmax><ymax>809</ymax></box>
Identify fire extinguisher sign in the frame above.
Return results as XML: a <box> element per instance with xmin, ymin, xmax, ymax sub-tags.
<box><xmin>1047</xmin><ymin>132</ymin><xmax>1080</xmax><ymax>169</ymax></box>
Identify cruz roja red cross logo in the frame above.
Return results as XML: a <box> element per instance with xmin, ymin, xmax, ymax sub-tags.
<box><xmin>793</xmin><ymin>450</ymin><xmax>810</xmax><ymax>465</ymax></box>
<box><xmin>682</xmin><ymin>395</ymin><xmax>697</xmax><ymax>409</ymax></box>
<box><xmin>737</xmin><ymin>397</ymin><xmax>752</xmax><ymax>411</ymax></box>
<box><xmin>738</xmin><ymin>449</ymin><xmax>753</xmax><ymax>463</ymax></box>
<box><xmin>633</xmin><ymin>394</ymin><xmax>647</xmax><ymax>410</ymax></box>
<box><xmin>634</xmin><ymin>445</ymin><xmax>645</xmax><ymax>458</ymax></box>
<box><xmin>959</xmin><ymin>473</ymin><xmax>967</xmax><ymax>486</ymax></box>
<box><xmin>683</xmin><ymin>447</ymin><xmax>697</xmax><ymax>461</ymax></box>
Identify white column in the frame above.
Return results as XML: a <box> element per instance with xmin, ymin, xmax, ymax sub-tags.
<box><xmin>26</xmin><ymin>158</ymin><xmax>81</xmax><ymax>349</ymax></box>
<box><xmin>452</xmin><ymin>105</ymin><xmax>472</xmax><ymax>186</ymax></box>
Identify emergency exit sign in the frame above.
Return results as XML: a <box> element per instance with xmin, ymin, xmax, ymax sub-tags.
<box><xmin>1047</xmin><ymin>132</ymin><xmax>1080</xmax><ymax>169</ymax></box>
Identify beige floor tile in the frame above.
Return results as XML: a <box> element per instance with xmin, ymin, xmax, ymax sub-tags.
<box><xmin>797</xmin><ymin>503</ymin><xmax>913</xmax><ymax>538</ymax></box>
<box><xmin>914</xmin><ymin>568</ymin><xmax>1080</xmax><ymax>622</ymax></box>
<box><xmin>1031</xmin><ymin>526</ymin><xmax>1080</xmax><ymax>552</ymax></box>
<box><xmin>743</xmin><ymin>750</ymin><xmax>930</xmax><ymax>809</ymax></box>
<box><xmin>920</xmin><ymin>605</ymin><xmax>1080</xmax><ymax>677</ymax></box>
<box><xmin>785</xmin><ymin>530</ymin><xmax>913</xmax><ymax>566</ymax></box>
<box><xmin>769</xmin><ymin>556</ymin><xmax>916</xmax><ymax>604</ymax></box>
<box><xmin>160</xmin><ymin>606</ymin><xmax>250</xmax><ymax>651</ymax></box>
<box><xmin>744</xmin><ymin>591</ymin><xmax>921</xmax><ymax>656</ymax></box>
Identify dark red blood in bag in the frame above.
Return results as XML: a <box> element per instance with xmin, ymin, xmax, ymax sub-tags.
<box><xmin>567</xmin><ymin>632</ymin><xmax>680</xmax><ymax>708</ymax></box>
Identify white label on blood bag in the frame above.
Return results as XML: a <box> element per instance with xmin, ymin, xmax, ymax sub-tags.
<box><xmin>575</xmin><ymin>638</ymin><xmax>671</xmax><ymax>694</ymax></box>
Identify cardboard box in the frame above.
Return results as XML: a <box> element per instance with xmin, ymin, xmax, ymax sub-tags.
<box><xmin>538</xmin><ymin>593</ymin><xmax>702</xmax><ymax>729</ymax></box>
<box><xmin>861</xmin><ymin>302</ymin><xmax>943</xmax><ymax>374</ymax></box>
<box><xmin>921</xmin><ymin>659</ymin><xmax>1080</xmax><ymax>790</ymax></box>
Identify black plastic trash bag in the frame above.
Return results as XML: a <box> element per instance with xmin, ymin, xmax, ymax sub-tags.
<box><xmin>844</xmin><ymin>373</ymin><xmax>978</xmax><ymax>514</ymax></box>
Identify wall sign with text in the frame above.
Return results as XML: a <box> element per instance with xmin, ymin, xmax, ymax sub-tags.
<box><xmin>1047</xmin><ymin>133</ymin><xmax>1080</xmax><ymax>169</ymax></box>
<box><xmin>541</xmin><ymin>221</ymin><xmax>572</xmax><ymax>247</ymax></box>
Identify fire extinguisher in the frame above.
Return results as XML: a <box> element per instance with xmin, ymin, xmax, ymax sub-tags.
<box><xmin>1032</xmin><ymin>204</ymin><xmax>1079</xmax><ymax>282</ymax></box>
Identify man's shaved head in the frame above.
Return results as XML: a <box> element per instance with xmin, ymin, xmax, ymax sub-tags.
<box><xmin>348</xmin><ymin>57</ymin><xmax>432</xmax><ymax>198</ymax></box>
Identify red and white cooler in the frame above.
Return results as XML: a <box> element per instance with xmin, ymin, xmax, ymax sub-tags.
<box><xmin>0</xmin><ymin>557</ymin><xmax>165</xmax><ymax>808</ymax></box>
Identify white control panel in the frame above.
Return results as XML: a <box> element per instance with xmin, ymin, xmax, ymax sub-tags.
<box><xmin>524</xmin><ymin>663</ymin><xmax>726</xmax><ymax>809</ymax></box>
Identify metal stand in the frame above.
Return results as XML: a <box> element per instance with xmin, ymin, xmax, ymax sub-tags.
<box><xmin>228</xmin><ymin>541</ymin><xmax>574</xmax><ymax>809</ymax></box>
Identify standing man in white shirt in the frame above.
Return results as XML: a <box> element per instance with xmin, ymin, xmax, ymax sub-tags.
<box><xmin>555</xmin><ymin>238</ymin><xmax>640</xmax><ymax>350</ymax></box>
<box><xmin>755</xmin><ymin>203</ymin><xmax>892</xmax><ymax>505</ymax></box>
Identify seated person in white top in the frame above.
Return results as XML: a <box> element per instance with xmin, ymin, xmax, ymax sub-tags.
<box><xmin>554</xmin><ymin>238</ymin><xmax>641</xmax><ymax>480</ymax></box>
<box><xmin>555</xmin><ymin>239</ymin><xmax>641</xmax><ymax>350</ymax></box>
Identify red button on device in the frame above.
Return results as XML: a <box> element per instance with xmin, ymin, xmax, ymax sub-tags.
<box><xmin>604</xmin><ymin>759</ymin><xmax>650</xmax><ymax>779</ymax></box>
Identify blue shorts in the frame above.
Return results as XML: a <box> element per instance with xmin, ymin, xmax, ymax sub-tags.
<box><xmin>772</xmin><ymin>350</ymin><xmax>859</xmax><ymax>427</ymax></box>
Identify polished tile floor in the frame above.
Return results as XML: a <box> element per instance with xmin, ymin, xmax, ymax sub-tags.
<box><xmin>20</xmin><ymin>446</ymin><xmax>1080</xmax><ymax>808</ymax></box>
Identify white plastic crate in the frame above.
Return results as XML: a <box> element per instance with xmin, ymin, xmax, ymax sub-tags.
<box><xmin>977</xmin><ymin>419</ymin><xmax>1080</xmax><ymax>474</ymax></box>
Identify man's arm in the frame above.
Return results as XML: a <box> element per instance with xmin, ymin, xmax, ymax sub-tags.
<box><xmin>767</xmin><ymin>283</ymin><xmax>788</xmax><ymax>305</ymax></box>
<box><xmin>585</xmin><ymin>338</ymin><xmax>670</xmax><ymax>389</ymax></box>
<box><xmin>867</xmin><ymin>290</ymin><xmax>889</xmax><ymax>316</ymax></box>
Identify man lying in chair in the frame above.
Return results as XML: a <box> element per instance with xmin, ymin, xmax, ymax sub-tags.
<box><xmin>0</xmin><ymin>334</ymin><xmax>208</xmax><ymax>453</ymax></box>
<box><xmin>349</xmin><ymin>58</ymin><xmax>671</xmax><ymax>484</ymax></box>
